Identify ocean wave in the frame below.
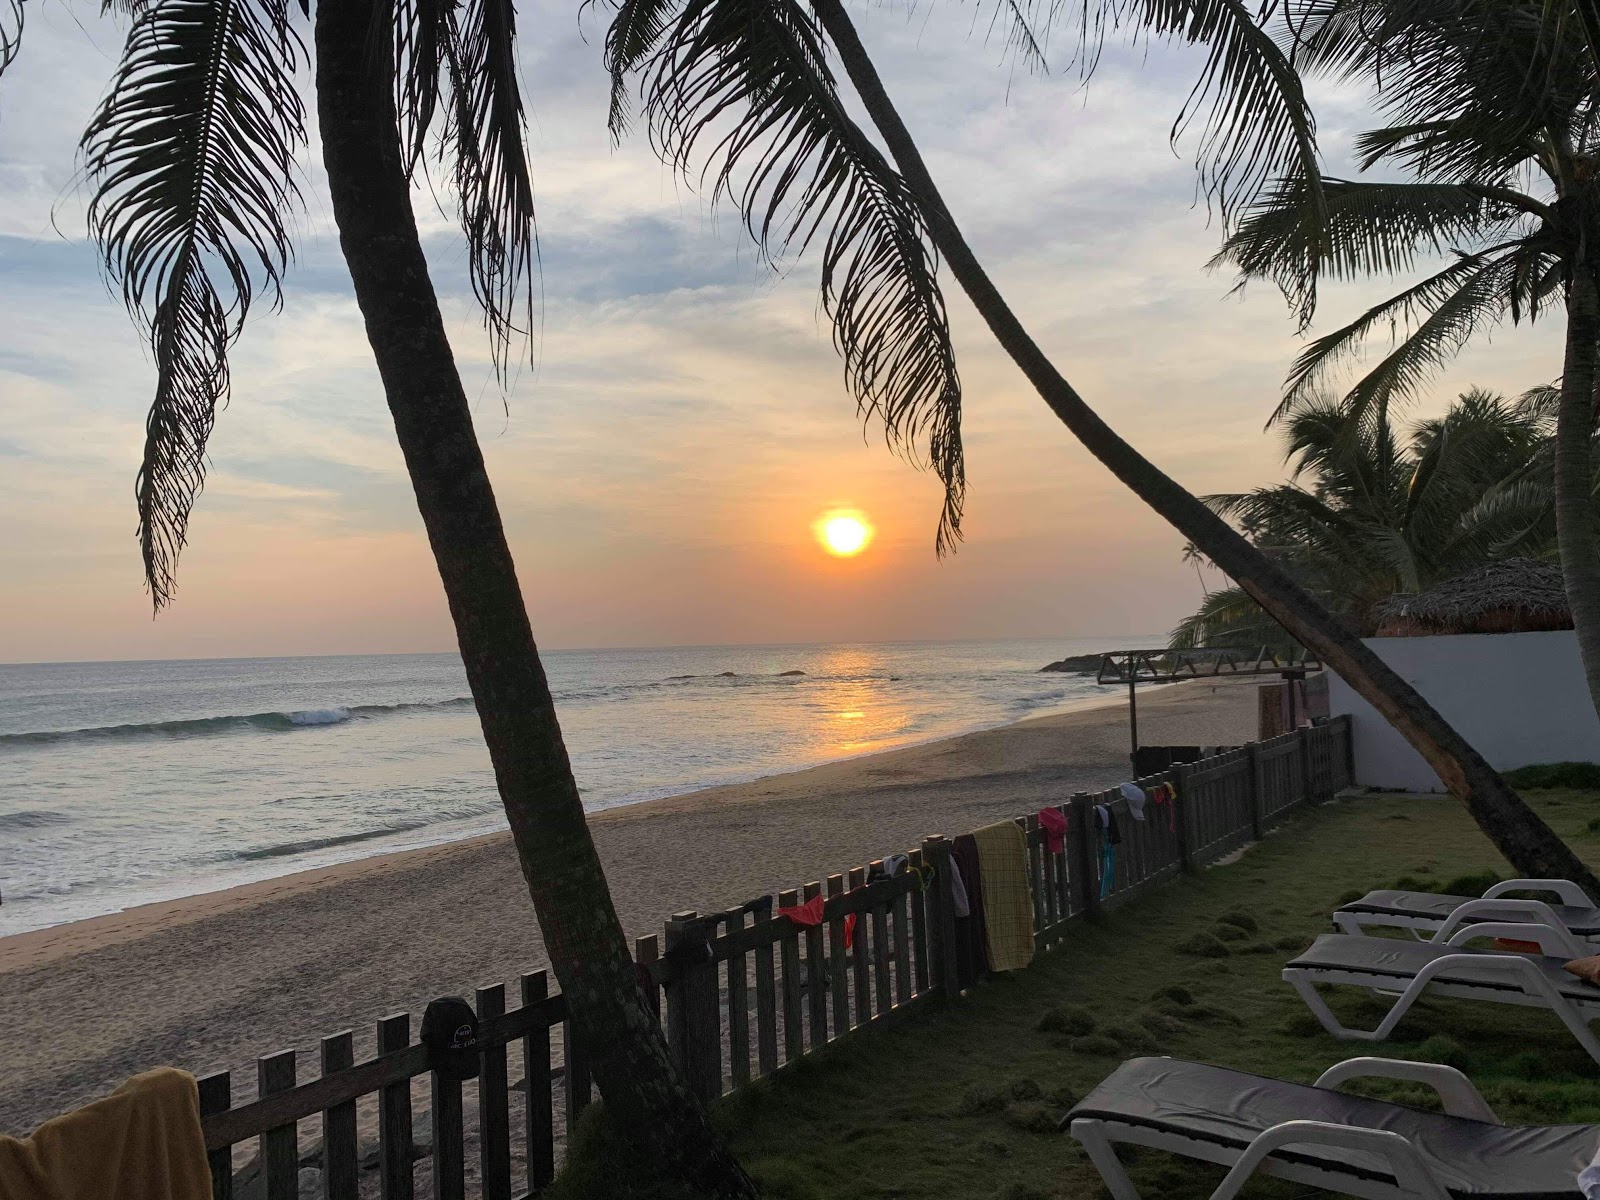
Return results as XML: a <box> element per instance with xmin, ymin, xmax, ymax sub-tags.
<box><xmin>1</xmin><ymin>696</ymin><xmax>477</xmax><ymax>747</ymax></box>
<box><xmin>0</xmin><ymin>809</ymin><xmax>73</xmax><ymax>832</ymax></box>
<box><xmin>232</xmin><ymin>822</ymin><xmax>432</xmax><ymax>860</ymax></box>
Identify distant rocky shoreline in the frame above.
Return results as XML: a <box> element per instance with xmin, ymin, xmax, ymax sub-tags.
<box><xmin>1038</xmin><ymin>654</ymin><xmax>1103</xmax><ymax>674</ymax></box>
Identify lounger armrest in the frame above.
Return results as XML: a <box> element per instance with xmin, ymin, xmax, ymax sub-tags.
<box><xmin>1441</xmin><ymin>919</ymin><xmax>1583</xmax><ymax>958</ymax></box>
<box><xmin>1432</xmin><ymin>898</ymin><xmax>1571</xmax><ymax>946</ymax></box>
<box><xmin>1314</xmin><ymin>1057</ymin><xmax>1499</xmax><ymax>1123</ymax></box>
<box><xmin>1485</xmin><ymin>879</ymin><xmax>1597</xmax><ymax>909</ymax></box>
<box><xmin>1209</xmin><ymin>1120</ymin><xmax>1450</xmax><ymax>1200</ymax></box>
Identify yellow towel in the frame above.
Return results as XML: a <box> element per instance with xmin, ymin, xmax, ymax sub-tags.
<box><xmin>0</xmin><ymin>1067</ymin><xmax>212</xmax><ymax>1200</ymax></box>
<box><xmin>972</xmin><ymin>819</ymin><xmax>1035</xmax><ymax>972</ymax></box>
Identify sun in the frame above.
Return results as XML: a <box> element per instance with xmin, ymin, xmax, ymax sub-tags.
<box><xmin>814</xmin><ymin>509</ymin><xmax>875</xmax><ymax>557</ymax></box>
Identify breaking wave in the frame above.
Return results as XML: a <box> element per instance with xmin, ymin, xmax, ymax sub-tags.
<box><xmin>1</xmin><ymin>697</ymin><xmax>477</xmax><ymax>747</ymax></box>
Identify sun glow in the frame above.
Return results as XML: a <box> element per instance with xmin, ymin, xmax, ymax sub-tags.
<box><xmin>815</xmin><ymin>510</ymin><xmax>875</xmax><ymax>557</ymax></box>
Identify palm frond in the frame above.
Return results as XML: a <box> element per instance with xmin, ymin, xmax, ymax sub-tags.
<box><xmin>81</xmin><ymin>0</ymin><xmax>304</xmax><ymax>610</ymax></box>
<box><xmin>635</xmin><ymin>0</ymin><xmax>965</xmax><ymax>551</ymax></box>
<box><xmin>1338</xmin><ymin>252</ymin><xmax>1515</xmax><ymax>428</ymax></box>
<box><xmin>1118</xmin><ymin>0</ymin><xmax>1325</xmax><ymax>230</ymax></box>
<box><xmin>1</xmin><ymin>0</ymin><xmax>22</xmax><ymax>77</ymax></box>
<box><xmin>439</xmin><ymin>0</ymin><xmax>539</xmax><ymax>376</ymax></box>
<box><xmin>1274</xmin><ymin>248</ymin><xmax>1514</xmax><ymax>424</ymax></box>
<box><xmin>603</xmin><ymin>0</ymin><xmax>680</xmax><ymax>140</ymax></box>
<box><xmin>1168</xmin><ymin>585</ymin><xmax>1295</xmax><ymax>651</ymax></box>
<box><xmin>1213</xmin><ymin>177</ymin><xmax>1530</xmax><ymax>323</ymax></box>
<box><xmin>392</xmin><ymin>0</ymin><xmax>538</xmax><ymax>377</ymax></box>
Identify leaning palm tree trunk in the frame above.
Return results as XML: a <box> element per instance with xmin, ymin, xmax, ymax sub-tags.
<box><xmin>314</xmin><ymin>0</ymin><xmax>756</xmax><ymax>1192</ymax></box>
<box><xmin>811</xmin><ymin>0</ymin><xmax>1597</xmax><ymax>891</ymax></box>
<box><xmin>1558</xmin><ymin>269</ymin><xmax>1600</xmax><ymax>721</ymax></box>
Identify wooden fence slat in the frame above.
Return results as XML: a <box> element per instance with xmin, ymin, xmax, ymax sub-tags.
<box><xmin>908</xmin><ymin>850</ymin><xmax>930</xmax><ymax>994</ymax></box>
<box><xmin>892</xmin><ymin>885</ymin><xmax>912</xmax><ymax>1006</ymax></box>
<box><xmin>475</xmin><ymin>985</ymin><xmax>511</xmax><ymax>1200</ymax></box>
<box><xmin>258</xmin><ymin>1050</ymin><xmax>297</xmax><ymax>1200</ymax></box>
<box><xmin>753</xmin><ymin>906</ymin><xmax>779</xmax><ymax>1077</ymax></box>
<box><xmin>198</xmin><ymin>1072</ymin><xmax>232</xmax><ymax>1200</ymax></box>
<box><xmin>847</xmin><ymin>867</ymin><xmax>870</xmax><ymax>1023</ymax></box>
<box><xmin>1070</xmin><ymin>795</ymin><xmax>1096</xmax><ymax>918</ymax></box>
<box><xmin>321</xmin><ymin>1033</ymin><xmax>358</xmax><ymax>1200</ymax></box>
<box><xmin>870</xmin><ymin>876</ymin><xmax>891</xmax><ymax>1020</ymax></box>
<box><xmin>826</xmin><ymin>874</ymin><xmax>850</xmax><ymax>1037</ymax></box>
<box><xmin>378</xmin><ymin>1014</ymin><xmax>413</xmax><ymax>1200</ymax></box>
<box><xmin>520</xmin><ymin>972</ymin><xmax>554</xmax><ymax>1192</ymax></box>
<box><xmin>728</xmin><ymin>910</ymin><xmax>750</xmax><ymax>1089</ymax></box>
<box><xmin>922</xmin><ymin>836</ymin><xmax>959</xmax><ymax>994</ymax></box>
<box><xmin>431</xmin><ymin>1062</ymin><xmax>465</xmax><ymax>1200</ymax></box>
<box><xmin>636</xmin><ymin>935</ymin><xmax>661</xmax><ymax>1019</ymax></box>
<box><xmin>777</xmin><ymin>889</ymin><xmax>804</xmax><ymax>1063</ymax></box>
<box><xmin>802</xmin><ymin>881</ymin><xmax>828</xmax><ymax>1049</ymax></box>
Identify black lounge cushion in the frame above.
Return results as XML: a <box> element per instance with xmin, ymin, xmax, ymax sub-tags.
<box><xmin>1288</xmin><ymin>934</ymin><xmax>1600</xmax><ymax>1005</ymax></box>
<box><xmin>1341</xmin><ymin>890</ymin><xmax>1600</xmax><ymax>939</ymax></box>
<box><xmin>1067</xmin><ymin>1057</ymin><xmax>1597</xmax><ymax>1199</ymax></box>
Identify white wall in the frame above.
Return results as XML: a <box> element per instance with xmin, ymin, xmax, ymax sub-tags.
<box><xmin>1327</xmin><ymin>630</ymin><xmax>1600</xmax><ymax>792</ymax></box>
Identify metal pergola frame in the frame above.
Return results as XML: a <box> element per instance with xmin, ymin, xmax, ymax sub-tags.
<box><xmin>1093</xmin><ymin>647</ymin><xmax>1324</xmax><ymax>764</ymax></box>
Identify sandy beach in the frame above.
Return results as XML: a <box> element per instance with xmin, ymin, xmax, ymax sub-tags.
<box><xmin>0</xmin><ymin>675</ymin><xmax>1258</xmax><ymax>1136</ymax></box>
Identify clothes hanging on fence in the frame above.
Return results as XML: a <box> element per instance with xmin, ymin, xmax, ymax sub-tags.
<box><xmin>947</xmin><ymin>851</ymin><xmax>971</xmax><ymax>918</ymax></box>
<box><xmin>1036</xmin><ymin>806</ymin><xmax>1069</xmax><ymax>854</ymax></box>
<box><xmin>0</xmin><ymin>1067</ymin><xmax>211</xmax><ymax>1200</ymax></box>
<box><xmin>971</xmin><ymin>820</ymin><xmax>1035</xmax><ymax>972</ymax></box>
<box><xmin>1094</xmin><ymin>804</ymin><xmax>1120</xmax><ymax>900</ymax></box>
<box><xmin>777</xmin><ymin>893</ymin><xmax>824</xmax><ymax>926</ymax></box>
<box><xmin>1145</xmin><ymin>781</ymin><xmax>1178</xmax><ymax>833</ymax></box>
<box><xmin>1118</xmin><ymin>781</ymin><xmax>1148</xmax><ymax>822</ymax></box>
<box><xmin>951</xmin><ymin>833</ymin><xmax>990</xmax><ymax>986</ymax></box>
<box><xmin>778</xmin><ymin>892</ymin><xmax>856</xmax><ymax>948</ymax></box>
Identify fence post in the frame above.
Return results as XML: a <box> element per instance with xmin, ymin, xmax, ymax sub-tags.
<box><xmin>921</xmin><ymin>834</ymin><xmax>960</xmax><ymax>997</ymax></box>
<box><xmin>1245</xmin><ymin>743</ymin><xmax>1264</xmax><ymax>839</ymax></box>
<box><xmin>664</xmin><ymin>911</ymin><xmax>721</xmax><ymax>1105</ymax></box>
<box><xmin>1297</xmin><ymin>726</ymin><xmax>1314</xmax><ymax>806</ymax></box>
<box><xmin>1172</xmin><ymin>763</ymin><xmax>1196</xmax><ymax>872</ymax></box>
<box><xmin>1340</xmin><ymin>713</ymin><xmax>1356</xmax><ymax>789</ymax></box>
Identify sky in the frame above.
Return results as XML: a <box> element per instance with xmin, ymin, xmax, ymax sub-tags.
<box><xmin>0</xmin><ymin>0</ymin><xmax>1571</xmax><ymax>663</ymax></box>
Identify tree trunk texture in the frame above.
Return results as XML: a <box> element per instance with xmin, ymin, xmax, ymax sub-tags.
<box><xmin>313</xmin><ymin>2</ymin><xmax>757</xmax><ymax>1193</ymax></box>
<box><xmin>812</xmin><ymin>0</ymin><xmax>1598</xmax><ymax>892</ymax></box>
<box><xmin>1558</xmin><ymin>266</ymin><xmax>1600</xmax><ymax>723</ymax></box>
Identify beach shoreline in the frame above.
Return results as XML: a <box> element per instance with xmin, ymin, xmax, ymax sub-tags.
<box><xmin>0</xmin><ymin>673</ymin><xmax>1260</xmax><ymax>1135</ymax></box>
<box><xmin>0</xmin><ymin>682</ymin><xmax>1139</xmax><ymax>970</ymax></box>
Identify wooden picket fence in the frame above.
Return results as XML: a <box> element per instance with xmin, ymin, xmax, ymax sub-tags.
<box><xmin>195</xmin><ymin>715</ymin><xmax>1354</xmax><ymax>1200</ymax></box>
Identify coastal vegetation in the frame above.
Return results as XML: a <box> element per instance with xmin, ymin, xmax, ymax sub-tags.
<box><xmin>1171</xmin><ymin>387</ymin><xmax>1563</xmax><ymax>651</ymax></box>
<box><xmin>1210</xmin><ymin>0</ymin><xmax>1600</xmax><ymax>722</ymax></box>
<box><xmin>603</xmin><ymin>0</ymin><xmax>1597</xmax><ymax>886</ymax></box>
<box><xmin>550</xmin><ymin>787</ymin><xmax>1600</xmax><ymax>1199</ymax></box>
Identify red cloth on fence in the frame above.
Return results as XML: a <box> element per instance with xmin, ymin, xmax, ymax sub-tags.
<box><xmin>1036</xmin><ymin>807</ymin><xmax>1068</xmax><ymax>854</ymax></box>
<box><xmin>1150</xmin><ymin>782</ymin><xmax>1178</xmax><ymax>833</ymax></box>
<box><xmin>779</xmin><ymin>894</ymin><xmax>857</xmax><ymax>948</ymax></box>
<box><xmin>778</xmin><ymin>894</ymin><xmax>824</xmax><ymax>926</ymax></box>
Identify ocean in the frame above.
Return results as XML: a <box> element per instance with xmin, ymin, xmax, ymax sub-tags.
<box><xmin>0</xmin><ymin>636</ymin><xmax>1142</xmax><ymax>937</ymax></box>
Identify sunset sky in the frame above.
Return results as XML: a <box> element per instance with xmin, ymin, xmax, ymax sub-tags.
<box><xmin>0</xmin><ymin>1</ymin><xmax>1568</xmax><ymax>663</ymax></box>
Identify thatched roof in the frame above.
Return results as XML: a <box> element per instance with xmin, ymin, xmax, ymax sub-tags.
<box><xmin>1374</xmin><ymin>559</ymin><xmax>1572</xmax><ymax>636</ymax></box>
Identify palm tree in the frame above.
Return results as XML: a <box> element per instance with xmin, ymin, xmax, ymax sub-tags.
<box><xmin>1209</xmin><ymin>0</ymin><xmax>1600</xmax><ymax>720</ymax></box>
<box><xmin>1171</xmin><ymin>388</ymin><xmax>1561</xmax><ymax>648</ymax></box>
<box><xmin>3</xmin><ymin>0</ymin><xmax>752</xmax><ymax>1192</ymax></box>
<box><xmin>602</xmin><ymin>0</ymin><xmax>1598</xmax><ymax>888</ymax></box>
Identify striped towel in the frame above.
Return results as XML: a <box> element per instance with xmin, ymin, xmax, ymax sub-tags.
<box><xmin>971</xmin><ymin>820</ymin><xmax>1035</xmax><ymax>972</ymax></box>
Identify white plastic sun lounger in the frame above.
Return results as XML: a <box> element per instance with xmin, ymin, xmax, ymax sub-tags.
<box><xmin>1066</xmin><ymin>1055</ymin><xmax>1599</xmax><ymax>1199</ymax></box>
<box><xmin>1334</xmin><ymin>880</ymin><xmax>1600</xmax><ymax>945</ymax></box>
<box><xmin>1283</xmin><ymin>923</ymin><xmax>1600</xmax><ymax>1064</ymax></box>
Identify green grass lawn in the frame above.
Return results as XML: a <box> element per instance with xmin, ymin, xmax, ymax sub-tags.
<box><xmin>554</xmin><ymin>789</ymin><xmax>1600</xmax><ymax>1200</ymax></box>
